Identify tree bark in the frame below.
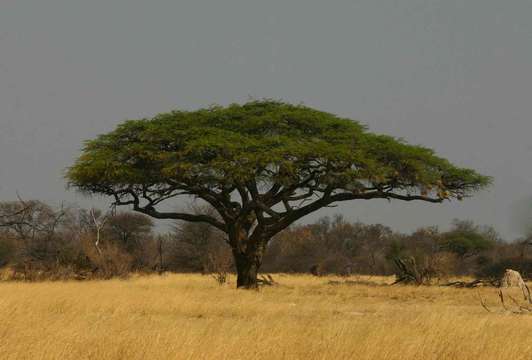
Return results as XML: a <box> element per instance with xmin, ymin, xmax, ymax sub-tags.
<box><xmin>235</xmin><ymin>254</ymin><xmax>260</xmax><ymax>289</ymax></box>
<box><xmin>227</xmin><ymin>222</ymin><xmax>270</xmax><ymax>289</ymax></box>
<box><xmin>233</xmin><ymin>250</ymin><xmax>262</xmax><ymax>289</ymax></box>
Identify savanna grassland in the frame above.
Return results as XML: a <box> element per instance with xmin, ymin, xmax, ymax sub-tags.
<box><xmin>0</xmin><ymin>274</ymin><xmax>531</xmax><ymax>360</ymax></box>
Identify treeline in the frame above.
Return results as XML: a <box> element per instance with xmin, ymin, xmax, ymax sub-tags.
<box><xmin>264</xmin><ymin>216</ymin><xmax>532</xmax><ymax>283</ymax></box>
<box><xmin>0</xmin><ymin>200</ymin><xmax>531</xmax><ymax>282</ymax></box>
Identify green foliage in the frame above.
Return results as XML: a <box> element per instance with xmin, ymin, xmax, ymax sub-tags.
<box><xmin>437</xmin><ymin>220</ymin><xmax>497</xmax><ymax>259</ymax></box>
<box><xmin>67</xmin><ymin>100</ymin><xmax>490</xmax><ymax>200</ymax></box>
<box><xmin>440</xmin><ymin>230</ymin><xmax>496</xmax><ymax>258</ymax></box>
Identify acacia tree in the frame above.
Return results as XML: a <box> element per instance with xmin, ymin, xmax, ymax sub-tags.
<box><xmin>66</xmin><ymin>100</ymin><xmax>490</xmax><ymax>288</ymax></box>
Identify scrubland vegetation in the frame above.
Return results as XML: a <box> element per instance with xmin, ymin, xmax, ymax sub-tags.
<box><xmin>1</xmin><ymin>199</ymin><xmax>531</xmax><ymax>283</ymax></box>
<box><xmin>0</xmin><ymin>273</ymin><xmax>531</xmax><ymax>360</ymax></box>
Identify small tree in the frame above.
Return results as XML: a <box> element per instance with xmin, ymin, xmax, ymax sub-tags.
<box><xmin>440</xmin><ymin>220</ymin><xmax>497</xmax><ymax>259</ymax></box>
<box><xmin>66</xmin><ymin>100</ymin><xmax>490</xmax><ymax>288</ymax></box>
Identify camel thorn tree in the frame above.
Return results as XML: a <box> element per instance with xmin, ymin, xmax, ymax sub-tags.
<box><xmin>66</xmin><ymin>100</ymin><xmax>491</xmax><ymax>288</ymax></box>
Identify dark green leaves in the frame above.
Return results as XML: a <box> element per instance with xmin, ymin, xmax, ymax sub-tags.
<box><xmin>66</xmin><ymin>100</ymin><xmax>491</xmax><ymax>200</ymax></box>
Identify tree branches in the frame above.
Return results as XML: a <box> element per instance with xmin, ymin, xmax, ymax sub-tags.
<box><xmin>66</xmin><ymin>100</ymin><xmax>490</xmax><ymax>245</ymax></box>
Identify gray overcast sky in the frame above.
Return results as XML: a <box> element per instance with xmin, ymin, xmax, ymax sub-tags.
<box><xmin>1</xmin><ymin>1</ymin><xmax>531</xmax><ymax>239</ymax></box>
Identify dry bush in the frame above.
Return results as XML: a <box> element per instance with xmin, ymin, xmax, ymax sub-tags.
<box><xmin>81</xmin><ymin>233</ymin><xmax>133</xmax><ymax>279</ymax></box>
<box><xmin>431</xmin><ymin>252</ymin><xmax>459</xmax><ymax>281</ymax></box>
<box><xmin>166</xmin><ymin>206</ymin><xmax>232</xmax><ymax>275</ymax></box>
<box><xmin>262</xmin><ymin>226</ymin><xmax>327</xmax><ymax>273</ymax></box>
<box><xmin>0</xmin><ymin>233</ymin><xmax>17</xmax><ymax>267</ymax></box>
<box><xmin>391</xmin><ymin>252</ymin><xmax>457</xmax><ymax>285</ymax></box>
<box><xmin>203</xmin><ymin>241</ymin><xmax>233</xmax><ymax>285</ymax></box>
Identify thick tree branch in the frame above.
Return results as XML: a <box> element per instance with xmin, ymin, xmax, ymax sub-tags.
<box><xmin>264</xmin><ymin>188</ymin><xmax>443</xmax><ymax>238</ymax></box>
<box><xmin>111</xmin><ymin>189</ymin><xmax>228</xmax><ymax>232</ymax></box>
<box><xmin>330</xmin><ymin>191</ymin><xmax>444</xmax><ymax>203</ymax></box>
<box><xmin>134</xmin><ymin>204</ymin><xmax>227</xmax><ymax>231</ymax></box>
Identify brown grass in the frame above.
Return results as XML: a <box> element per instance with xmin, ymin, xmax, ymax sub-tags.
<box><xmin>0</xmin><ymin>274</ymin><xmax>531</xmax><ymax>359</ymax></box>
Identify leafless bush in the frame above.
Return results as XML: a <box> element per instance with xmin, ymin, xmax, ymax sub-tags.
<box><xmin>166</xmin><ymin>205</ymin><xmax>232</xmax><ymax>274</ymax></box>
<box><xmin>80</xmin><ymin>233</ymin><xmax>133</xmax><ymax>278</ymax></box>
<box><xmin>211</xmin><ymin>269</ymin><xmax>228</xmax><ymax>285</ymax></box>
<box><xmin>204</xmin><ymin>242</ymin><xmax>233</xmax><ymax>285</ymax></box>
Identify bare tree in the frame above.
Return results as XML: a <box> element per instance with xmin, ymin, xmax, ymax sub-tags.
<box><xmin>88</xmin><ymin>208</ymin><xmax>112</xmax><ymax>256</ymax></box>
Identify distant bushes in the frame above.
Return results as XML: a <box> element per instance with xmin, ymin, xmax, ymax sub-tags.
<box><xmin>476</xmin><ymin>258</ymin><xmax>532</xmax><ymax>280</ymax></box>
<box><xmin>263</xmin><ymin>215</ymin><xmax>531</xmax><ymax>283</ymax></box>
<box><xmin>0</xmin><ymin>200</ymin><xmax>160</xmax><ymax>280</ymax></box>
<box><xmin>1</xmin><ymin>199</ymin><xmax>531</xmax><ymax>281</ymax></box>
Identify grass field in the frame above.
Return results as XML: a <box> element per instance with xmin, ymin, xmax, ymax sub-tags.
<box><xmin>0</xmin><ymin>274</ymin><xmax>531</xmax><ymax>360</ymax></box>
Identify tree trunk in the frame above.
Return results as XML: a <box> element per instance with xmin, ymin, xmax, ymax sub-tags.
<box><xmin>229</xmin><ymin>225</ymin><xmax>268</xmax><ymax>289</ymax></box>
<box><xmin>233</xmin><ymin>250</ymin><xmax>262</xmax><ymax>289</ymax></box>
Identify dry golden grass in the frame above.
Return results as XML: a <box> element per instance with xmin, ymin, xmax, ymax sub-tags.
<box><xmin>1</xmin><ymin>273</ymin><xmax>531</xmax><ymax>360</ymax></box>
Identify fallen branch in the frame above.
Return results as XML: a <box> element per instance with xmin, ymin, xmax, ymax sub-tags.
<box><xmin>478</xmin><ymin>289</ymin><xmax>532</xmax><ymax>315</ymax></box>
<box><xmin>257</xmin><ymin>274</ymin><xmax>277</xmax><ymax>286</ymax></box>
<box><xmin>442</xmin><ymin>279</ymin><xmax>497</xmax><ymax>288</ymax></box>
<box><xmin>477</xmin><ymin>290</ymin><xmax>491</xmax><ymax>313</ymax></box>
